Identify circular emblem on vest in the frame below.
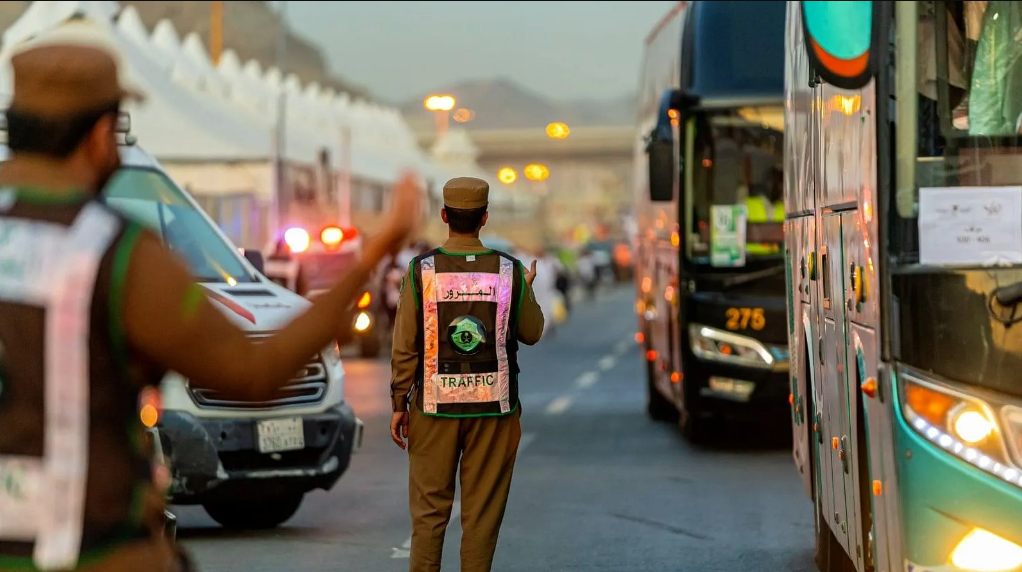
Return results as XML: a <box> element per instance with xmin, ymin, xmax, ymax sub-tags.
<box><xmin>447</xmin><ymin>315</ymin><xmax>487</xmax><ymax>355</ymax></box>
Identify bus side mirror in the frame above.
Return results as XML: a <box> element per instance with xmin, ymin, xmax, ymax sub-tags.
<box><xmin>801</xmin><ymin>1</ymin><xmax>878</xmax><ymax>90</ymax></box>
<box><xmin>646</xmin><ymin>136</ymin><xmax>674</xmax><ymax>202</ymax></box>
<box><xmin>242</xmin><ymin>249</ymin><xmax>265</xmax><ymax>275</ymax></box>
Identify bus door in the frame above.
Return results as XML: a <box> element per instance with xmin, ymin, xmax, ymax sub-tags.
<box><xmin>818</xmin><ymin>213</ymin><xmax>859</xmax><ymax>558</ymax></box>
<box><xmin>788</xmin><ymin>214</ymin><xmax>817</xmax><ymax>503</ymax></box>
<box><xmin>844</xmin><ymin>235</ymin><xmax>892</xmax><ymax>572</ymax></box>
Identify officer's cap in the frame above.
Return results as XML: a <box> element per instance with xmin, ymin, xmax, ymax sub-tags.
<box><xmin>443</xmin><ymin>177</ymin><xmax>489</xmax><ymax>210</ymax></box>
<box><xmin>8</xmin><ymin>20</ymin><xmax>145</xmax><ymax>119</ymax></box>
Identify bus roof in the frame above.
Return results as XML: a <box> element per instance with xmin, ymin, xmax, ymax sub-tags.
<box><xmin>684</xmin><ymin>1</ymin><xmax>785</xmax><ymax>101</ymax></box>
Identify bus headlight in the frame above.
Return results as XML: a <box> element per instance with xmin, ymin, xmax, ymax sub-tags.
<box><xmin>688</xmin><ymin>324</ymin><xmax>780</xmax><ymax>370</ymax></box>
<box><xmin>900</xmin><ymin>369</ymin><xmax>1022</xmax><ymax>489</ymax></box>
<box><xmin>950</xmin><ymin>528</ymin><xmax>1022</xmax><ymax>572</ymax></box>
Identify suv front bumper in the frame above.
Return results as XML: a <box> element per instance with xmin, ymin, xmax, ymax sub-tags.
<box><xmin>157</xmin><ymin>402</ymin><xmax>363</xmax><ymax>504</ymax></box>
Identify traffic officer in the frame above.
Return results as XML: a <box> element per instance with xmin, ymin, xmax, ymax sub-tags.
<box><xmin>390</xmin><ymin>177</ymin><xmax>545</xmax><ymax>572</ymax></box>
<box><xmin>0</xmin><ymin>22</ymin><xmax>420</xmax><ymax>572</ymax></box>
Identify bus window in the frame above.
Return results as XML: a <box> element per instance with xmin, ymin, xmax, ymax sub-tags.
<box><xmin>891</xmin><ymin>0</ymin><xmax>1022</xmax><ymax>397</ymax></box>
<box><xmin>686</xmin><ymin>107</ymin><xmax>785</xmax><ymax>263</ymax></box>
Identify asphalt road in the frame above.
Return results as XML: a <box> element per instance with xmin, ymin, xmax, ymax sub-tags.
<box><xmin>173</xmin><ymin>285</ymin><xmax>817</xmax><ymax>572</ymax></box>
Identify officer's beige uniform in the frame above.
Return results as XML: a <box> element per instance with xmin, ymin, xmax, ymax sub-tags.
<box><xmin>0</xmin><ymin>32</ymin><xmax>180</xmax><ymax>572</ymax></box>
<box><xmin>391</xmin><ymin>178</ymin><xmax>544</xmax><ymax>572</ymax></box>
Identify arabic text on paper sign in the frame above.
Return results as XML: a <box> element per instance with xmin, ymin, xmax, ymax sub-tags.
<box><xmin>918</xmin><ymin>186</ymin><xmax>1022</xmax><ymax>266</ymax></box>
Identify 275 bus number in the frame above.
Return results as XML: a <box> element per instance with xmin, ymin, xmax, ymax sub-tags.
<box><xmin>725</xmin><ymin>307</ymin><xmax>766</xmax><ymax>331</ymax></box>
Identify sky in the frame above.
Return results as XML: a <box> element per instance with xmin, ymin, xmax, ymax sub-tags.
<box><xmin>286</xmin><ymin>1</ymin><xmax>677</xmax><ymax>105</ymax></box>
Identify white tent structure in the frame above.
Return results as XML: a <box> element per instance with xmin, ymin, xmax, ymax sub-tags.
<box><xmin>0</xmin><ymin>0</ymin><xmax>463</xmax><ymax>249</ymax></box>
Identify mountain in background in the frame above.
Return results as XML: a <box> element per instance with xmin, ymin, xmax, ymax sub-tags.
<box><xmin>0</xmin><ymin>1</ymin><xmax>371</xmax><ymax>99</ymax></box>
<box><xmin>0</xmin><ymin>2</ymin><xmax>634</xmax><ymax>131</ymax></box>
<box><xmin>398</xmin><ymin>77</ymin><xmax>635</xmax><ymax>133</ymax></box>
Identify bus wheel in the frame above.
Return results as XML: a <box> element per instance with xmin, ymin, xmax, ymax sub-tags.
<box><xmin>646</xmin><ymin>366</ymin><xmax>678</xmax><ymax>422</ymax></box>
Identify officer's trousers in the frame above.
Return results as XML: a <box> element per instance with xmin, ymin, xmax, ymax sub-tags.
<box><xmin>407</xmin><ymin>405</ymin><xmax>522</xmax><ymax>572</ymax></box>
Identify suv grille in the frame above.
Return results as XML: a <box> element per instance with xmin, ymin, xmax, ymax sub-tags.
<box><xmin>188</xmin><ymin>333</ymin><xmax>329</xmax><ymax>409</ymax></box>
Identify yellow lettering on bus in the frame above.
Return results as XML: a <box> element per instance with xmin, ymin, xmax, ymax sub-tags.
<box><xmin>725</xmin><ymin>307</ymin><xmax>766</xmax><ymax>331</ymax></box>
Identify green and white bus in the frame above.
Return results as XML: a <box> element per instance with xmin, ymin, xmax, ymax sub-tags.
<box><xmin>786</xmin><ymin>2</ymin><xmax>1022</xmax><ymax>572</ymax></box>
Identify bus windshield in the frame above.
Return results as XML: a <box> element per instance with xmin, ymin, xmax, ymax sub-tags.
<box><xmin>685</xmin><ymin>105</ymin><xmax>785</xmax><ymax>266</ymax></box>
<box><xmin>891</xmin><ymin>1</ymin><xmax>1022</xmax><ymax>397</ymax></box>
<box><xmin>103</xmin><ymin>167</ymin><xmax>256</xmax><ymax>284</ymax></box>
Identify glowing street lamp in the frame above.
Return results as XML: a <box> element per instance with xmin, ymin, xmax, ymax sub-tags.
<box><xmin>546</xmin><ymin>122</ymin><xmax>570</xmax><ymax>140</ymax></box>
<box><xmin>424</xmin><ymin>94</ymin><xmax>457</xmax><ymax>137</ymax></box>
<box><xmin>497</xmin><ymin>167</ymin><xmax>517</xmax><ymax>185</ymax></box>
<box><xmin>423</xmin><ymin>94</ymin><xmax>457</xmax><ymax>112</ymax></box>
<box><xmin>524</xmin><ymin>163</ymin><xmax>549</xmax><ymax>182</ymax></box>
<box><xmin>452</xmin><ymin>108</ymin><xmax>475</xmax><ymax>123</ymax></box>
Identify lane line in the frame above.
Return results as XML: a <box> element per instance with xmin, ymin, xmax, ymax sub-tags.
<box><xmin>391</xmin><ymin>433</ymin><xmax>536</xmax><ymax>559</ymax></box>
<box><xmin>544</xmin><ymin>395</ymin><xmax>573</xmax><ymax>415</ymax></box>
<box><xmin>597</xmin><ymin>355</ymin><xmax>617</xmax><ymax>372</ymax></box>
<box><xmin>575</xmin><ymin>371</ymin><xmax>599</xmax><ymax>389</ymax></box>
<box><xmin>614</xmin><ymin>339</ymin><xmax>632</xmax><ymax>356</ymax></box>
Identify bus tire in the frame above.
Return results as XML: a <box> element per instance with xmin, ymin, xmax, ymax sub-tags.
<box><xmin>646</xmin><ymin>365</ymin><xmax>678</xmax><ymax>423</ymax></box>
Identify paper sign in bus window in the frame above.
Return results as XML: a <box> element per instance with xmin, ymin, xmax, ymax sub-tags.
<box><xmin>918</xmin><ymin>186</ymin><xmax>1022</xmax><ymax>266</ymax></box>
<box><xmin>710</xmin><ymin>204</ymin><xmax>748</xmax><ymax>267</ymax></box>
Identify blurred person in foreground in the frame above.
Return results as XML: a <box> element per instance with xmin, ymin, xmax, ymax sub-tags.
<box><xmin>389</xmin><ymin>177</ymin><xmax>544</xmax><ymax>572</ymax></box>
<box><xmin>0</xmin><ymin>23</ymin><xmax>420</xmax><ymax>572</ymax></box>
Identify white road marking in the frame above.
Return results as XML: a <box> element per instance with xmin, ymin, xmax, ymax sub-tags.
<box><xmin>615</xmin><ymin>339</ymin><xmax>632</xmax><ymax>355</ymax></box>
<box><xmin>575</xmin><ymin>371</ymin><xmax>599</xmax><ymax>389</ymax></box>
<box><xmin>391</xmin><ymin>433</ymin><xmax>536</xmax><ymax>559</ymax></box>
<box><xmin>598</xmin><ymin>355</ymin><xmax>617</xmax><ymax>371</ymax></box>
<box><xmin>544</xmin><ymin>395</ymin><xmax>573</xmax><ymax>415</ymax></box>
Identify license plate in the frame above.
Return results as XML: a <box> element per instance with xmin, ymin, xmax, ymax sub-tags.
<box><xmin>256</xmin><ymin>417</ymin><xmax>305</xmax><ymax>453</ymax></box>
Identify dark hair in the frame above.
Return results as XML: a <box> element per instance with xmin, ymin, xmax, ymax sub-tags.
<box><xmin>444</xmin><ymin>205</ymin><xmax>487</xmax><ymax>234</ymax></box>
<box><xmin>6</xmin><ymin>102</ymin><xmax>120</xmax><ymax>158</ymax></box>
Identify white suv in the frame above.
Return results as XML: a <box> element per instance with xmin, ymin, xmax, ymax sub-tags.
<box><xmin>94</xmin><ymin>143</ymin><xmax>363</xmax><ymax>529</ymax></box>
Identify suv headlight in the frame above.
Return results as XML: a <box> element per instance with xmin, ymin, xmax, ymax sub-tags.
<box><xmin>688</xmin><ymin>324</ymin><xmax>785</xmax><ymax>371</ymax></box>
<box><xmin>900</xmin><ymin>368</ymin><xmax>1022</xmax><ymax>489</ymax></box>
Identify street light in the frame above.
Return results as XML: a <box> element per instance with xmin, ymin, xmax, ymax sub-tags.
<box><xmin>424</xmin><ymin>95</ymin><xmax>457</xmax><ymax>112</ymax></box>
<box><xmin>524</xmin><ymin>163</ymin><xmax>549</xmax><ymax>182</ymax></box>
<box><xmin>497</xmin><ymin>167</ymin><xmax>517</xmax><ymax>185</ymax></box>
<box><xmin>546</xmin><ymin>122</ymin><xmax>570</xmax><ymax>140</ymax></box>
<box><xmin>424</xmin><ymin>95</ymin><xmax>457</xmax><ymax>138</ymax></box>
<box><xmin>452</xmin><ymin>108</ymin><xmax>475</xmax><ymax>123</ymax></box>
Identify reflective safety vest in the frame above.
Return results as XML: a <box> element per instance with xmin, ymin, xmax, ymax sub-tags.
<box><xmin>745</xmin><ymin>195</ymin><xmax>784</xmax><ymax>223</ymax></box>
<box><xmin>745</xmin><ymin>195</ymin><xmax>784</xmax><ymax>256</ymax></box>
<box><xmin>411</xmin><ymin>249</ymin><xmax>525</xmax><ymax>417</ymax></box>
<box><xmin>0</xmin><ymin>193</ymin><xmax>154</xmax><ymax>570</ymax></box>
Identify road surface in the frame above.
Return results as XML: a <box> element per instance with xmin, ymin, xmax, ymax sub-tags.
<box><xmin>173</xmin><ymin>286</ymin><xmax>817</xmax><ymax>572</ymax></box>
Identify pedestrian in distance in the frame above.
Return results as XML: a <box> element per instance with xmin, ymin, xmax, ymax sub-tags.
<box><xmin>0</xmin><ymin>21</ymin><xmax>422</xmax><ymax>572</ymax></box>
<box><xmin>389</xmin><ymin>176</ymin><xmax>545</xmax><ymax>572</ymax></box>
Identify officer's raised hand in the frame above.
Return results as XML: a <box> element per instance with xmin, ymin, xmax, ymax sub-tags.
<box><xmin>123</xmin><ymin>172</ymin><xmax>423</xmax><ymax>403</ymax></box>
<box><xmin>525</xmin><ymin>260</ymin><xmax>538</xmax><ymax>287</ymax></box>
<box><xmin>363</xmin><ymin>171</ymin><xmax>423</xmax><ymax>263</ymax></box>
